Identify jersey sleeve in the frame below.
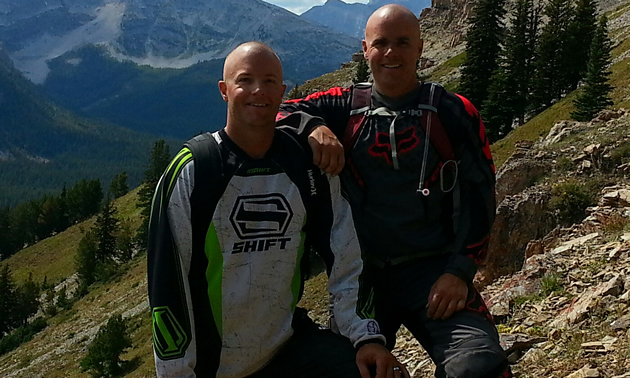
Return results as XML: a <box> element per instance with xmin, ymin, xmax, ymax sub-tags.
<box><xmin>277</xmin><ymin>87</ymin><xmax>354</xmax><ymax>139</ymax></box>
<box><xmin>147</xmin><ymin>148</ymin><xmax>199</xmax><ymax>377</ymax></box>
<box><xmin>310</xmin><ymin>171</ymin><xmax>386</xmax><ymax>347</ymax></box>
<box><xmin>442</xmin><ymin>93</ymin><xmax>497</xmax><ymax>283</ymax></box>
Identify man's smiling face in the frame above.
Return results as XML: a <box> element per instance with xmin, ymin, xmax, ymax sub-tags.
<box><xmin>363</xmin><ymin>5</ymin><xmax>423</xmax><ymax>99</ymax></box>
<box><xmin>219</xmin><ymin>45</ymin><xmax>286</xmax><ymax>131</ymax></box>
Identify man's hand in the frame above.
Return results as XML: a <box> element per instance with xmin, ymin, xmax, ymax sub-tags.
<box><xmin>308</xmin><ymin>125</ymin><xmax>345</xmax><ymax>176</ymax></box>
<box><xmin>356</xmin><ymin>343</ymin><xmax>410</xmax><ymax>378</ymax></box>
<box><xmin>427</xmin><ymin>273</ymin><xmax>468</xmax><ymax>320</ymax></box>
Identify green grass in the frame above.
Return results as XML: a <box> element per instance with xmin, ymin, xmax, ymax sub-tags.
<box><xmin>427</xmin><ymin>52</ymin><xmax>466</xmax><ymax>80</ymax></box>
<box><xmin>491</xmin><ymin>91</ymin><xmax>579</xmax><ymax>167</ymax></box>
<box><xmin>3</xmin><ymin>188</ymin><xmax>141</xmax><ymax>285</ymax></box>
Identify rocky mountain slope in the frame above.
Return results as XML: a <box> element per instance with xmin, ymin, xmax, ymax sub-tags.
<box><xmin>0</xmin><ymin>0</ymin><xmax>360</xmax><ymax>84</ymax></box>
<box><xmin>301</xmin><ymin>0</ymin><xmax>430</xmax><ymax>38</ymax></box>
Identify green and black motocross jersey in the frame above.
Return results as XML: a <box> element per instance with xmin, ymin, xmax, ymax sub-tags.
<box><xmin>147</xmin><ymin>128</ymin><xmax>384</xmax><ymax>378</ymax></box>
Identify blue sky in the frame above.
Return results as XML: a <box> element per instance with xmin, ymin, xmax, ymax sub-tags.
<box><xmin>264</xmin><ymin>0</ymin><xmax>370</xmax><ymax>15</ymax></box>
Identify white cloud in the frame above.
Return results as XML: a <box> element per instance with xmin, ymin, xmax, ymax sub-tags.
<box><xmin>264</xmin><ymin>0</ymin><xmax>369</xmax><ymax>15</ymax></box>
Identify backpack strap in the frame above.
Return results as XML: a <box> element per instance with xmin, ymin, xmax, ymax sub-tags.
<box><xmin>184</xmin><ymin>132</ymin><xmax>223</xmax><ymax>199</ymax></box>
<box><xmin>341</xmin><ymin>83</ymin><xmax>373</xmax><ymax>189</ymax></box>
<box><xmin>181</xmin><ymin>132</ymin><xmax>226</xmax><ymax>374</ymax></box>
<box><xmin>342</xmin><ymin>83</ymin><xmax>372</xmax><ymax>158</ymax></box>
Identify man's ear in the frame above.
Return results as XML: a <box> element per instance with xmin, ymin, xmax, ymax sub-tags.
<box><xmin>218</xmin><ymin>81</ymin><xmax>228</xmax><ymax>102</ymax></box>
<box><xmin>362</xmin><ymin>39</ymin><xmax>368</xmax><ymax>57</ymax></box>
<box><xmin>281</xmin><ymin>83</ymin><xmax>287</xmax><ymax>98</ymax></box>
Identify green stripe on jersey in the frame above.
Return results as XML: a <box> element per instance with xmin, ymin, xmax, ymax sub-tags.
<box><xmin>205</xmin><ymin>221</ymin><xmax>224</xmax><ymax>338</ymax></box>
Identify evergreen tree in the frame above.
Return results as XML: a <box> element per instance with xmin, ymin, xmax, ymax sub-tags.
<box><xmin>80</xmin><ymin>314</ymin><xmax>132</xmax><ymax>378</ymax></box>
<box><xmin>565</xmin><ymin>0</ymin><xmax>598</xmax><ymax>90</ymax></box>
<box><xmin>66</xmin><ymin>179</ymin><xmax>103</xmax><ymax>224</ymax></box>
<box><xmin>44</xmin><ymin>288</ymin><xmax>57</xmax><ymax>317</ymax></box>
<box><xmin>136</xmin><ymin>140</ymin><xmax>171</xmax><ymax>248</ymax></box>
<box><xmin>75</xmin><ymin>229</ymin><xmax>98</xmax><ymax>291</ymax></box>
<box><xmin>15</xmin><ymin>272</ymin><xmax>40</xmax><ymax>327</ymax></box>
<box><xmin>571</xmin><ymin>15</ymin><xmax>614</xmax><ymax>121</ymax></box>
<box><xmin>0</xmin><ymin>207</ymin><xmax>15</xmax><ymax>260</ymax></box>
<box><xmin>109</xmin><ymin>171</ymin><xmax>129</xmax><ymax>199</ymax></box>
<box><xmin>95</xmin><ymin>200</ymin><xmax>120</xmax><ymax>265</ymax></box>
<box><xmin>530</xmin><ymin>0</ymin><xmax>574</xmax><ymax>111</ymax></box>
<box><xmin>0</xmin><ymin>264</ymin><xmax>18</xmax><ymax>336</ymax></box>
<box><xmin>39</xmin><ymin>195</ymin><xmax>68</xmax><ymax>236</ymax></box>
<box><xmin>354</xmin><ymin>58</ymin><xmax>370</xmax><ymax>84</ymax></box>
<box><xmin>116</xmin><ymin>218</ymin><xmax>135</xmax><ymax>263</ymax></box>
<box><xmin>56</xmin><ymin>285</ymin><xmax>72</xmax><ymax>311</ymax></box>
<box><xmin>459</xmin><ymin>0</ymin><xmax>507</xmax><ymax>109</ymax></box>
<box><xmin>482</xmin><ymin>0</ymin><xmax>539</xmax><ymax>140</ymax></box>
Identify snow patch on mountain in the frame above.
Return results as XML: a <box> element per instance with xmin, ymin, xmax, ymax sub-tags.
<box><xmin>10</xmin><ymin>2</ymin><xmax>125</xmax><ymax>83</ymax></box>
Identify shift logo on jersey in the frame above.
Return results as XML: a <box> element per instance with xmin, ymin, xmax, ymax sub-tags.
<box><xmin>368</xmin><ymin>126</ymin><xmax>419</xmax><ymax>164</ymax></box>
<box><xmin>230</xmin><ymin>194</ymin><xmax>293</xmax><ymax>239</ymax></box>
<box><xmin>152</xmin><ymin>306</ymin><xmax>189</xmax><ymax>360</ymax></box>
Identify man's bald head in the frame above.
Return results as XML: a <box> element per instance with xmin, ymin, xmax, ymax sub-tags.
<box><xmin>362</xmin><ymin>4</ymin><xmax>422</xmax><ymax>98</ymax></box>
<box><xmin>365</xmin><ymin>4</ymin><xmax>420</xmax><ymax>41</ymax></box>
<box><xmin>223</xmin><ymin>41</ymin><xmax>283</xmax><ymax>82</ymax></box>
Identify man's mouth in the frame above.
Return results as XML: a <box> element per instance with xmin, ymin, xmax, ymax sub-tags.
<box><xmin>248</xmin><ymin>103</ymin><xmax>268</xmax><ymax>107</ymax></box>
<box><xmin>383</xmin><ymin>64</ymin><xmax>401</xmax><ymax>69</ymax></box>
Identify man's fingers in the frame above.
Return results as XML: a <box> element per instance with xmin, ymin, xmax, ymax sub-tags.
<box><xmin>427</xmin><ymin>292</ymin><xmax>440</xmax><ymax>318</ymax></box>
<box><xmin>457</xmin><ymin>298</ymin><xmax>466</xmax><ymax>311</ymax></box>
<box><xmin>442</xmin><ymin>299</ymin><xmax>460</xmax><ymax>319</ymax></box>
<box><xmin>332</xmin><ymin>154</ymin><xmax>345</xmax><ymax>176</ymax></box>
<box><xmin>319</xmin><ymin>151</ymin><xmax>331</xmax><ymax>172</ymax></box>
<box><xmin>431</xmin><ymin>294</ymin><xmax>450</xmax><ymax>319</ymax></box>
<box><xmin>357</xmin><ymin>361</ymin><xmax>371</xmax><ymax>378</ymax></box>
<box><xmin>310</xmin><ymin>140</ymin><xmax>322</xmax><ymax>166</ymax></box>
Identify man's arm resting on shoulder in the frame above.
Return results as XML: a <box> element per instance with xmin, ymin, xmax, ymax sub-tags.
<box><xmin>276</xmin><ymin>112</ymin><xmax>345</xmax><ymax>176</ymax></box>
<box><xmin>277</xmin><ymin>88</ymin><xmax>352</xmax><ymax>175</ymax></box>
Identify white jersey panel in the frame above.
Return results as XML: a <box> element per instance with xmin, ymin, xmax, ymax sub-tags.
<box><xmin>213</xmin><ymin>172</ymin><xmax>307</xmax><ymax>378</ymax></box>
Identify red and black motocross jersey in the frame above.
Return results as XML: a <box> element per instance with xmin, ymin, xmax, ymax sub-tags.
<box><xmin>277</xmin><ymin>82</ymin><xmax>496</xmax><ymax>283</ymax></box>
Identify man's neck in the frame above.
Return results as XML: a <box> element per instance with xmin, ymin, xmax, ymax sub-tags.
<box><xmin>224</xmin><ymin>123</ymin><xmax>274</xmax><ymax>159</ymax></box>
<box><xmin>373</xmin><ymin>81</ymin><xmax>418</xmax><ymax>100</ymax></box>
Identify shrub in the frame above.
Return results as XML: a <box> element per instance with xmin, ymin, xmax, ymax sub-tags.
<box><xmin>80</xmin><ymin>314</ymin><xmax>132</xmax><ymax>378</ymax></box>
<box><xmin>0</xmin><ymin>318</ymin><xmax>47</xmax><ymax>356</ymax></box>
<box><xmin>550</xmin><ymin>180</ymin><xmax>596</xmax><ymax>226</ymax></box>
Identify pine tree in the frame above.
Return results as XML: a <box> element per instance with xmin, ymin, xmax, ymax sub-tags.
<box><xmin>0</xmin><ymin>207</ymin><xmax>15</xmax><ymax>260</ymax></box>
<box><xmin>571</xmin><ymin>15</ymin><xmax>614</xmax><ymax>122</ymax></box>
<box><xmin>482</xmin><ymin>0</ymin><xmax>539</xmax><ymax>140</ymax></box>
<box><xmin>95</xmin><ymin>200</ymin><xmax>120</xmax><ymax>265</ymax></box>
<box><xmin>136</xmin><ymin>140</ymin><xmax>171</xmax><ymax>248</ymax></box>
<box><xmin>0</xmin><ymin>264</ymin><xmax>18</xmax><ymax>336</ymax></box>
<box><xmin>530</xmin><ymin>0</ymin><xmax>574</xmax><ymax>111</ymax></box>
<box><xmin>115</xmin><ymin>218</ymin><xmax>135</xmax><ymax>263</ymax></box>
<box><xmin>56</xmin><ymin>285</ymin><xmax>72</xmax><ymax>311</ymax></box>
<box><xmin>66</xmin><ymin>179</ymin><xmax>104</xmax><ymax>224</ymax></box>
<box><xmin>459</xmin><ymin>0</ymin><xmax>506</xmax><ymax>109</ymax></box>
<box><xmin>565</xmin><ymin>0</ymin><xmax>598</xmax><ymax>90</ymax></box>
<box><xmin>75</xmin><ymin>229</ymin><xmax>98</xmax><ymax>291</ymax></box>
<box><xmin>354</xmin><ymin>58</ymin><xmax>370</xmax><ymax>84</ymax></box>
<box><xmin>109</xmin><ymin>171</ymin><xmax>129</xmax><ymax>199</ymax></box>
<box><xmin>15</xmin><ymin>272</ymin><xmax>40</xmax><ymax>327</ymax></box>
<box><xmin>80</xmin><ymin>314</ymin><xmax>132</xmax><ymax>378</ymax></box>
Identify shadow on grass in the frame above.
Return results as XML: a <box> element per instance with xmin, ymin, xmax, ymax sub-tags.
<box><xmin>121</xmin><ymin>356</ymin><xmax>143</xmax><ymax>376</ymax></box>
